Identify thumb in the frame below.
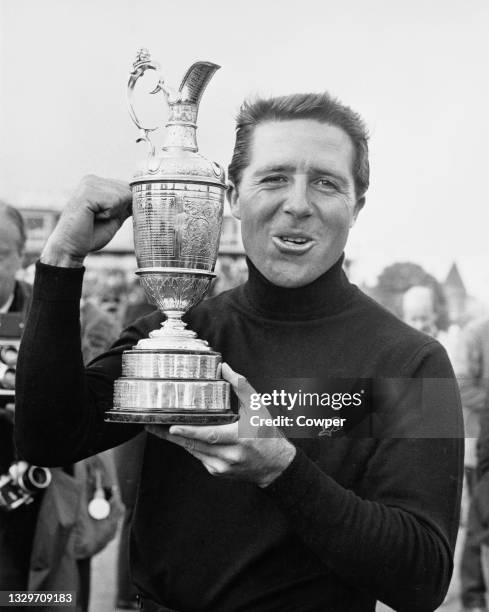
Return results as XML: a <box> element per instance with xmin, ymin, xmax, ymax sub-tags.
<box><xmin>221</xmin><ymin>364</ymin><xmax>279</xmax><ymax>439</ymax></box>
<box><xmin>221</xmin><ymin>363</ymin><xmax>257</xmax><ymax>414</ymax></box>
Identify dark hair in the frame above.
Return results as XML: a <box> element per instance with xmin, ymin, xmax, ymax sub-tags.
<box><xmin>0</xmin><ymin>200</ymin><xmax>27</xmax><ymax>253</ymax></box>
<box><xmin>228</xmin><ymin>92</ymin><xmax>370</xmax><ymax>198</ymax></box>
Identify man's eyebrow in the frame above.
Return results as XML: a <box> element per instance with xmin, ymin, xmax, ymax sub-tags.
<box><xmin>253</xmin><ymin>164</ymin><xmax>297</xmax><ymax>175</ymax></box>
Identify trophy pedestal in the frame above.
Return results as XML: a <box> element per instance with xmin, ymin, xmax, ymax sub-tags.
<box><xmin>106</xmin><ymin>332</ymin><xmax>237</xmax><ymax>425</ymax></box>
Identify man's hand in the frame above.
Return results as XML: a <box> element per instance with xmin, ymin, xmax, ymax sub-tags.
<box><xmin>8</xmin><ymin>460</ymin><xmax>29</xmax><ymax>482</ymax></box>
<box><xmin>41</xmin><ymin>175</ymin><xmax>132</xmax><ymax>268</ymax></box>
<box><xmin>146</xmin><ymin>363</ymin><xmax>296</xmax><ymax>488</ymax></box>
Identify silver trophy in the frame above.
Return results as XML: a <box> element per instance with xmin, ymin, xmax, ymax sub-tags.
<box><xmin>105</xmin><ymin>49</ymin><xmax>235</xmax><ymax>425</ymax></box>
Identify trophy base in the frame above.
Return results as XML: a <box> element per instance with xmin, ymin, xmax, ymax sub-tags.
<box><xmin>110</xmin><ymin>326</ymin><xmax>233</xmax><ymax>426</ymax></box>
<box><xmin>105</xmin><ymin>409</ymin><xmax>238</xmax><ymax>425</ymax></box>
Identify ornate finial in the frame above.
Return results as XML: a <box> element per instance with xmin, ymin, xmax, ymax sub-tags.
<box><xmin>134</xmin><ymin>48</ymin><xmax>151</xmax><ymax>68</ymax></box>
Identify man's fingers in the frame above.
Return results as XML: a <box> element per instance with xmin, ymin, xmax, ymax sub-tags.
<box><xmin>164</xmin><ymin>432</ymin><xmax>231</xmax><ymax>458</ymax></box>
<box><xmin>221</xmin><ymin>362</ymin><xmax>240</xmax><ymax>387</ymax></box>
<box><xmin>9</xmin><ymin>461</ymin><xmax>29</xmax><ymax>481</ymax></box>
<box><xmin>147</xmin><ymin>425</ymin><xmax>243</xmax><ymax>467</ymax></box>
<box><xmin>147</xmin><ymin>423</ymin><xmax>238</xmax><ymax>445</ymax></box>
<box><xmin>169</xmin><ymin>423</ymin><xmax>238</xmax><ymax>445</ymax></box>
<box><xmin>145</xmin><ymin>425</ymin><xmax>170</xmax><ymax>440</ymax></box>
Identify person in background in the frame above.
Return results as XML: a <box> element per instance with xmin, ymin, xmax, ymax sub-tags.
<box><xmin>77</xmin><ymin>291</ymin><xmax>122</xmax><ymax>610</ymax></box>
<box><xmin>469</xmin><ymin>389</ymin><xmax>489</xmax><ymax>606</ymax></box>
<box><xmin>402</xmin><ymin>284</ymin><xmax>460</xmax><ymax>361</ymax></box>
<box><xmin>402</xmin><ymin>284</ymin><xmax>439</xmax><ymax>336</ymax></box>
<box><xmin>0</xmin><ymin>201</ymin><xmax>36</xmax><ymax>593</ymax></box>
<box><xmin>458</xmin><ymin>317</ymin><xmax>489</xmax><ymax>612</ymax></box>
<box><xmin>401</xmin><ymin>283</ymin><xmax>467</xmax><ymax>608</ymax></box>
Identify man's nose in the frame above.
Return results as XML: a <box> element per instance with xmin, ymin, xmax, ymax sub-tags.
<box><xmin>281</xmin><ymin>178</ymin><xmax>313</xmax><ymax>218</ymax></box>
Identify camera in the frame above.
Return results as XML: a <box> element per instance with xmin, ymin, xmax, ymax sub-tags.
<box><xmin>0</xmin><ymin>463</ymin><xmax>52</xmax><ymax>511</ymax></box>
<box><xmin>0</xmin><ymin>313</ymin><xmax>23</xmax><ymax>419</ymax></box>
<box><xmin>0</xmin><ymin>360</ymin><xmax>16</xmax><ymax>390</ymax></box>
<box><xmin>0</xmin><ymin>316</ymin><xmax>50</xmax><ymax>512</ymax></box>
<box><xmin>0</xmin><ymin>314</ymin><xmax>21</xmax><ymax>391</ymax></box>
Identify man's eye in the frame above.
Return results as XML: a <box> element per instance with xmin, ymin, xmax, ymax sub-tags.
<box><xmin>316</xmin><ymin>178</ymin><xmax>337</xmax><ymax>189</ymax></box>
<box><xmin>261</xmin><ymin>175</ymin><xmax>287</xmax><ymax>184</ymax></box>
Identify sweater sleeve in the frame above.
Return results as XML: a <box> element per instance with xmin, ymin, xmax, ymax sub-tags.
<box><xmin>14</xmin><ymin>262</ymin><xmax>144</xmax><ymax>466</ymax></box>
<box><xmin>264</xmin><ymin>341</ymin><xmax>463</xmax><ymax>611</ymax></box>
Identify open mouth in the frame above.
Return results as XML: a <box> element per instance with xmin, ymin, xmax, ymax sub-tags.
<box><xmin>272</xmin><ymin>235</ymin><xmax>314</xmax><ymax>253</ymax></box>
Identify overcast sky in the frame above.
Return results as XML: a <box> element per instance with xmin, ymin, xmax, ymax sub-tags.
<box><xmin>1</xmin><ymin>0</ymin><xmax>488</xmax><ymax>300</ymax></box>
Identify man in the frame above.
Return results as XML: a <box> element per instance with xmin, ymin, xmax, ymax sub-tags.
<box><xmin>468</xmin><ymin>373</ymin><xmax>489</xmax><ymax>612</ymax></box>
<box><xmin>457</xmin><ymin>317</ymin><xmax>489</xmax><ymax>612</ymax></box>
<box><xmin>0</xmin><ymin>202</ymin><xmax>28</xmax><ymax>317</ymax></box>
<box><xmin>15</xmin><ymin>93</ymin><xmax>463</xmax><ymax>611</ymax></box>
<box><xmin>402</xmin><ymin>285</ymin><xmax>439</xmax><ymax>336</ymax></box>
<box><xmin>402</xmin><ymin>284</ymin><xmax>460</xmax><ymax>359</ymax></box>
<box><xmin>0</xmin><ymin>201</ymin><xmax>37</xmax><ymax>592</ymax></box>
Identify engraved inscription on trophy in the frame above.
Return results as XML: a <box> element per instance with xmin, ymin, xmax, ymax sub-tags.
<box><xmin>133</xmin><ymin>187</ymin><xmax>178</xmax><ymax>262</ymax></box>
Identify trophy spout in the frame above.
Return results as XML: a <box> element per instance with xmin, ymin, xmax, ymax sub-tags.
<box><xmin>162</xmin><ymin>62</ymin><xmax>220</xmax><ymax>152</ymax></box>
<box><xmin>179</xmin><ymin>62</ymin><xmax>220</xmax><ymax>107</ymax></box>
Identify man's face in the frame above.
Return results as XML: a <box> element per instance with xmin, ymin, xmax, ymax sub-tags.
<box><xmin>402</xmin><ymin>288</ymin><xmax>437</xmax><ymax>335</ymax></box>
<box><xmin>0</xmin><ymin>215</ymin><xmax>23</xmax><ymax>308</ymax></box>
<box><xmin>229</xmin><ymin>119</ymin><xmax>363</xmax><ymax>288</ymax></box>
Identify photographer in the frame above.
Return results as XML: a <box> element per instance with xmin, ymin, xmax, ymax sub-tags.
<box><xmin>0</xmin><ymin>201</ymin><xmax>37</xmax><ymax>591</ymax></box>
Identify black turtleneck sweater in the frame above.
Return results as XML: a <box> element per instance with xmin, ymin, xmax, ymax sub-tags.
<box><xmin>15</xmin><ymin>257</ymin><xmax>463</xmax><ymax>612</ymax></box>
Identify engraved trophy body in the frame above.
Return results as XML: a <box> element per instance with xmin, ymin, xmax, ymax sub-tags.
<box><xmin>105</xmin><ymin>50</ymin><xmax>236</xmax><ymax>425</ymax></box>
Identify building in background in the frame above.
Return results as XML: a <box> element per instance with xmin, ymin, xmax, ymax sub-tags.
<box><xmin>444</xmin><ymin>262</ymin><xmax>468</xmax><ymax>326</ymax></box>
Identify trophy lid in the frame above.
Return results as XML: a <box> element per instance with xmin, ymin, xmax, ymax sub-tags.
<box><xmin>127</xmin><ymin>49</ymin><xmax>226</xmax><ymax>187</ymax></box>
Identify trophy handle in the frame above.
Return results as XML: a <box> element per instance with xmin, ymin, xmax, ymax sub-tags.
<box><xmin>127</xmin><ymin>48</ymin><xmax>172</xmax><ymax>159</ymax></box>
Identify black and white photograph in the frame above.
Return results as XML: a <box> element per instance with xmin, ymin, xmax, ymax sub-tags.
<box><xmin>0</xmin><ymin>1</ymin><xmax>488</xmax><ymax>610</ymax></box>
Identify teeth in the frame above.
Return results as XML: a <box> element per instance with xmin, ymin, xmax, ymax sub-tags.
<box><xmin>281</xmin><ymin>236</ymin><xmax>307</xmax><ymax>244</ymax></box>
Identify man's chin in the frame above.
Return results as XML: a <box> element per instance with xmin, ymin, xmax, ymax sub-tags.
<box><xmin>260</xmin><ymin>263</ymin><xmax>326</xmax><ymax>289</ymax></box>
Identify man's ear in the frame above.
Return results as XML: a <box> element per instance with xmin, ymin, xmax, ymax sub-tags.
<box><xmin>350</xmin><ymin>196</ymin><xmax>365</xmax><ymax>228</ymax></box>
<box><xmin>227</xmin><ymin>181</ymin><xmax>241</xmax><ymax>220</ymax></box>
<box><xmin>16</xmin><ymin>248</ymin><xmax>26</xmax><ymax>271</ymax></box>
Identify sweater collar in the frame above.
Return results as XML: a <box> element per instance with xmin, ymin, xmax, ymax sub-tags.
<box><xmin>242</xmin><ymin>254</ymin><xmax>354</xmax><ymax>320</ymax></box>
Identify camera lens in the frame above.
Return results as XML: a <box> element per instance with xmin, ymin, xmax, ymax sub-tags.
<box><xmin>0</xmin><ymin>364</ymin><xmax>15</xmax><ymax>390</ymax></box>
<box><xmin>0</xmin><ymin>346</ymin><xmax>18</xmax><ymax>366</ymax></box>
<box><xmin>22</xmin><ymin>466</ymin><xmax>52</xmax><ymax>491</ymax></box>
